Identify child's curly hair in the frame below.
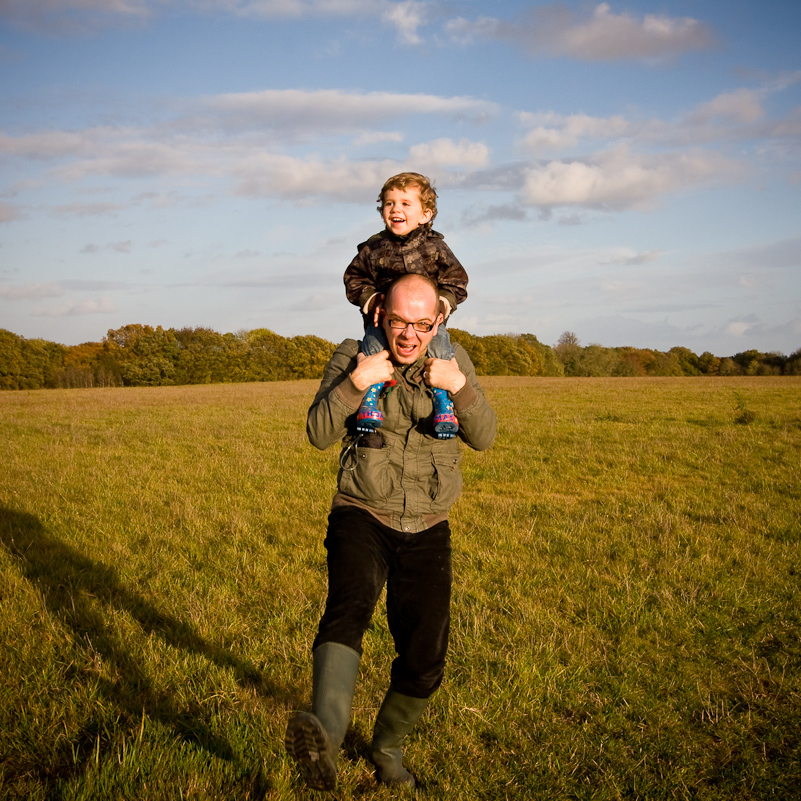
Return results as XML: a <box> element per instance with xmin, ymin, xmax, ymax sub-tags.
<box><xmin>377</xmin><ymin>172</ymin><xmax>438</xmax><ymax>224</ymax></box>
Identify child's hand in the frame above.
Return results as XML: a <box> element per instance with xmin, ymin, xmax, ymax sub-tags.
<box><xmin>370</xmin><ymin>293</ymin><xmax>385</xmax><ymax>327</ymax></box>
<box><xmin>423</xmin><ymin>357</ymin><xmax>466</xmax><ymax>394</ymax></box>
<box><xmin>351</xmin><ymin>351</ymin><xmax>394</xmax><ymax>391</ymax></box>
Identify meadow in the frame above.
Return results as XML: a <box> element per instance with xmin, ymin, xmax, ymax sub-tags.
<box><xmin>1</xmin><ymin>376</ymin><xmax>799</xmax><ymax>800</ymax></box>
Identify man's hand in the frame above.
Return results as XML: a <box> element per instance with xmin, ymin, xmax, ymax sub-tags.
<box><xmin>351</xmin><ymin>351</ymin><xmax>394</xmax><ymax>391</ymax></box>
<box><xmin>423</xmin><ymin>357</ymin><xmax>466</xmax><ymax>394</ymax></box>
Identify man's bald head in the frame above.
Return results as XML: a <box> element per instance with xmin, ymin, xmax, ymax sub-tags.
<box><xmin>383</xmin><ymin>274</ymin><xmax>440</xmax><ymax>319</ymax></box>
<box><xmin>381</xmin><ymin>274</ymin><xmax>443</xmax><ymax>365</ymax></box>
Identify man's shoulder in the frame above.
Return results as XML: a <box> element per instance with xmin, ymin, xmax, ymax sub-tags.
<box><xmin>452</xmin><ymin>342</ymin><xmax>469</xmax><ymax>359</ymax></box>
<box><xmin>333</xmin><ymin>338</ymin><xmax>360</xmax><ymax>357</ymax></box>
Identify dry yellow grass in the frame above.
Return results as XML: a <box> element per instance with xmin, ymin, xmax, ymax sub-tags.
<box><xmin>1</xmin><ymin>377</ymin><xmax>799</xmax><ymax>799</ymax></box>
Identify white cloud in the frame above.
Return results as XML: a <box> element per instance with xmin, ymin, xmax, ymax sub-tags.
<box><xmin>688</xmin><ymin>89</ymin><xmax>764</xmax><ymax>125</ymax></box>
<box><xmin>32</xmin><ymin>295</ymin><xmax>116</xmax><ymax>317</ymax></box>
<box><xmin>353</xmin><ymin>131</ymin><xmax>404</xmax><ymax>147</ymax></box>
<box><xmin>599</xmin><ymin>249</ymin><xmax>662</xmax><ymax>266</ymax></box>
<box><xmin>522</xmin><ymin>145</ymin><xmax>739</xmax><ymax>211</ymax></box>
<box><xmin>447</xmin><ymin>2</ymin><xmax>714</xmax><ymax>62</ymax></box>
<box><xmin>556</xmin><ymin>3</ymin><xmax>713</xmax><ymax>61</ymax></box>
<box><xmin>0</xmin><ymin>282</ymin><xmax>65</xmax><ymax>300</ymax></box>
<box><xmin>2</xmin><ymin>82</ymin><xmax>792</xmax><ymax>220</ymax></box>
<box><xmin>381</xmin><ymin>0</ymin><xmax>427</xmax><ymax>46</ymax></box>
<box><xmin>232</xmin><ymin>154</ymin><xmax>400</xmax><ymax>200</ymax></box>
<box><xmin>0</xmin><ymin>201</ymin><xmax>23</xmax><ymax>223</ymax></box>
<box><xmin>710</xmin><ymin>236</ymin><xmax>801</xmax><ymax>272</ymax></box>
<box><xmin>724</xmin><ymin>319</ymin><xmax>752</xmax><ymax>338</ymax></box>
<box><xmin>2</xmin><ymin>0</ymin><xmax>434</xmax><ymax>44</ymax></box>
<box><xmin>53</xmin><ymin>201</ymin><xmax>127</xmax><ymax>216</ymax></box>
<box><xmin>0</xmin><ymin>0</ymin><xmax>153</xmax><ymax>34</ymax></box>
<box><xmin>200</xmin><ymin>88</ymin><xmax>494</xmax><ymax>133</ymax></box>
<box><xmin>231</xmin><ymin>137</ymin><xmax>489</xmax><ymax>200</ymax></box>
<box><xmin>0</xmin><ymin>130</ymin><xmax>93</xmax><ymax>158</ymax></box>
<box><xmin>215</xmin><ymin>0</ymin><xmax>434</xmax><ymax>46</ymax></box>
<box><xmin>516</xmin><ymin>83</ymin><xmax>799</xmax><ymax>158</ymax></box>
<box><xmin>408</xmin><ymin>138</ymin><xmax>489</xmax><ymax>169</ymax></box>
<box><xmin>0</xmin><ymin>89</ymin><xmax>496</xmax><ymax>198</ymax></box>
<box><xmin>518</xmin><ymin>112</ymin><xmax>630</xmax><ymax>154</ymax></box>
<box><xmin>80</xmin><ymin>241</ymin><xmax>135</xmax><ymax>254</ymax></box>
<box><xmin>444</xmin><ymin>14</ymin><xmax>498</xmax><ymax>45</ymax></box>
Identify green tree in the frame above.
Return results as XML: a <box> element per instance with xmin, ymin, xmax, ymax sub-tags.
<box><xmin>647</xmin><ymin>351</ymin><xmax>683</xmax><ymax>377</ymax></box>
<box><xmin>0</xmin><ymin>329</ymin><xmax>23</xmax><ymax>389</ymax></box>
<box><xmin>519</xmin><ymin>333</ymin><xmax>561</xmax><ymax>376</ymax></box>
<box><xmin>554</xmin><ymin>331</ymin><xmax>581</xmax><ymax>376</ymax></box>
<box><xmin>449</xmin><ymin>329</ymin><xmax>489</xmax><ymax>375</ymax></box>
<box><xmin>575</xmin><ymin>344</ymin><xmax>618</xmax><ymax>377</ymax></box>
<box><xmin>699</xmin><ymin>351</ymin><xmax>721</xmax><ymax>375</ymax></box>
<box><xmin>247</xmin><ymin>328</ymin><xmax>287</xmax><ymax>381</ymax></box>
<box><xmin>670</xmin><ymin>347</ymin><xmax>701</xmax><ymax>376</ymax></box>
<box><xmin>785</xmin><ymin>348</ymin><xmax>801</xmax><ymax>375</ymax></box>
<box><xmin>104</xmin><ymin>324</ymin><xmax>179</xmax><ymax>386</ymax></box>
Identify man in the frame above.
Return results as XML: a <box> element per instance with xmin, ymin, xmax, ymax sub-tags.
<box><xmin>285</xmin><ymin>273</ymin><xmax>496</xmax><ymax>791</ymax></box>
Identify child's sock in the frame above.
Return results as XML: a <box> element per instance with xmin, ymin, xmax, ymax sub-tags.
<box><xmin>432</xmin><ymin>388</ymin><xmax>458</xmax><ymax>439</ymax></box>
<box><xmin>356</xmin><ymin>382</ymin><xmax>384</xmax><ymax>433</ymax></box>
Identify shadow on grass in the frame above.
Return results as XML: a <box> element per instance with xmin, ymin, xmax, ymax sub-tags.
<box><xmin>0</xmin><ymin>506</ymin><xmax>296</xmax><ymax>788</ymax></box>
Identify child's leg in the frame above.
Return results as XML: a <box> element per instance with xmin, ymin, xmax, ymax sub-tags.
<box><xmin>427</xmin><ymin>325</ymin><xmax>458</xmax><ymax>440</ymax></box>
<box><xmin>357</xmin><ymin>322</ymin><xmax>389</xmax><ymax>434</ymax></box>
<box><xmin>361</xmin><ymin>322</ymin><xmax>389</xmax><ymax>357</ymax></box>
<box><xmin>426</xmin><ymin>325</ymin><xmax>456</xmax><ymax>361</ymax></box>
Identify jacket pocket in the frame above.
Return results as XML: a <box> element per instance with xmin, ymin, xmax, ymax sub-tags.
<box><xmin>429</xmin><ymin>452</ymin><xmax>463</xmax><ymax>510</ymax></box>
<box><xmin>338</xmin><ymin>446</ymin><xmax>392</xmax><ymax>506</ymax></box>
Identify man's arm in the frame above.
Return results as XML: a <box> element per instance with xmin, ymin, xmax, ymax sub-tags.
<box><xmin>307</xmin><ymin>341</ymin><xmax>362</xmax><ymax>450</ymax></box>
<box><xmin>306</xmin><ymin>341</ymin><xmax>394</xmax><ymax>451</ymax></box>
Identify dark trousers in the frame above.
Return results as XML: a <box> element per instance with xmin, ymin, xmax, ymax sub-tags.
<box><xmin>313</xmin><ymin>507</ymin><xmax>452</xmax><ymax>698</ymax></box>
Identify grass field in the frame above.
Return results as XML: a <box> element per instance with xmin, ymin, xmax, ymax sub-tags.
<box><xmin>1</xmin><ymin>377</ymin><xmax>799</xmax><ymax>800</ymax></box>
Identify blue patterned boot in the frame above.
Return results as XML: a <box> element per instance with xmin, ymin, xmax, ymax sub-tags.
<box><xmin>432</xmin><ymin>388</ymin><xmax>458</xmax><ymax>439</ymax></box>
<box><xmin>356</xmin><ymin>382</ymin><xmax>384</xmax><ymax>434</ymax></box>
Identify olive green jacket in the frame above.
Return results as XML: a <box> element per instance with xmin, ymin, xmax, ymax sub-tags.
<box><xmin>307</xmin><ymin>339</ymin><xmax>497</xmax><ymax>533</ymax></box>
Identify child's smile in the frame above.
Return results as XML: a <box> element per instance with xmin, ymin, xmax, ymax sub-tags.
<box><xmin>382</xmin><ymin>187</ymin><xmax>433</xmax><ymax>237</ymax></box>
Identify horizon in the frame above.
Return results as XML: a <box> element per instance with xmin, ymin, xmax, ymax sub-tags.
<box><xmin>3</xmin><ymin>320</ymin><xmax>795</xmax><ymax>361</ymax></box>
<box><xmin>1</xmin><ymin>1</ymin><xmax>800</xmax><ymax>355</ymax></box>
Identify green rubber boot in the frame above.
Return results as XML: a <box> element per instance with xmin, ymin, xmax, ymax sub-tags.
<box><xmin>370</xmin><ymin>689</ymin><xmax>429</xmax><ymax>787</ymax></box>
<box><xmin>285</xmin><ymin>642</ymin><xmax>360</xmax><ymax>791</ymax></box>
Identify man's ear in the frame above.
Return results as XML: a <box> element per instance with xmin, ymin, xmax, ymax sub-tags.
<box><xmin>373</xmin><ymin>293</ymin><xmax>387</xmax><ymax>325</ymax></box>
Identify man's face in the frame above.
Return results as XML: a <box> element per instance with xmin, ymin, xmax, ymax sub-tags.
<box><xmin>382</xmin><ymin>284</ymin><xmax>442</xmax><ymax>365</ymax></box>
<box><xmin>381</xmin><ymin>187</ymin><xmax>432</xmax><ymax>237</ymax></box>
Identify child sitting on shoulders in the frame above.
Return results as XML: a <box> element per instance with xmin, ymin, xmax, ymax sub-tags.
<box><xmin>343</xmin><ymin>172</ymin><xmax>469</xmax><ymax>439</ymax></box>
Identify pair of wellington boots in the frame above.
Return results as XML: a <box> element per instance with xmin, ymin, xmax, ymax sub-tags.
<box><xmin>285</xmin><ymin>642</ymin><xmax>429</xmax><ymax>791</ymax></box>
<box><xmin>357</xmin><ymin>382</ymin><xmax>458</xmax><ymax>439</ymax></box>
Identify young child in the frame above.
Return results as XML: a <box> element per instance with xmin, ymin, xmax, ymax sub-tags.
<box><xmin>343</xmin><ymin>172</ymin><xmax>468</xmax><ymax>439</ymax></box>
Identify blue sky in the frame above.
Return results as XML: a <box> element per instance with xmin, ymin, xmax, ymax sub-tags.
<box><xmin>1</xmin><ymin>1</ymin><xmax>799</xmax><ymax>356</ymax></box>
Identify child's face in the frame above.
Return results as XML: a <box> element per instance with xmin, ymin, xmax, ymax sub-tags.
<box><xmin>381</xmin><ymin>186</ymin><xmax>433</xmax><ymax>237</ymax></box>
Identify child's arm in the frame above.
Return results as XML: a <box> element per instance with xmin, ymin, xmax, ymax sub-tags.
<box><xmin>343</xmin><ymin>238</ymin><xmax>380</xmax><ymax>314</ymax></box>
<box><xmin>435</xmin><ymin>239</ymin><xmax>469</xmax><ymax>318</ymax></box>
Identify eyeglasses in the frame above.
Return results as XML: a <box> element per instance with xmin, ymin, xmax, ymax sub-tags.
<box><xmin>386</xmin><ymin>317</ymin><xmax>435</xmax><ymax>333</ymax></box>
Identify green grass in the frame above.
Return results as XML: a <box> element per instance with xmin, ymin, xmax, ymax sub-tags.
<box><xmin>1</xmin><ymin>377</ymin><xmax>799</xmax><ymax>799</ymax></box>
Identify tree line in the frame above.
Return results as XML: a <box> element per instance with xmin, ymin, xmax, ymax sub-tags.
<box><xmin>1</xmin><ymin>324</ymin><xmax>799</xmax><ymax>391</ymax></box>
